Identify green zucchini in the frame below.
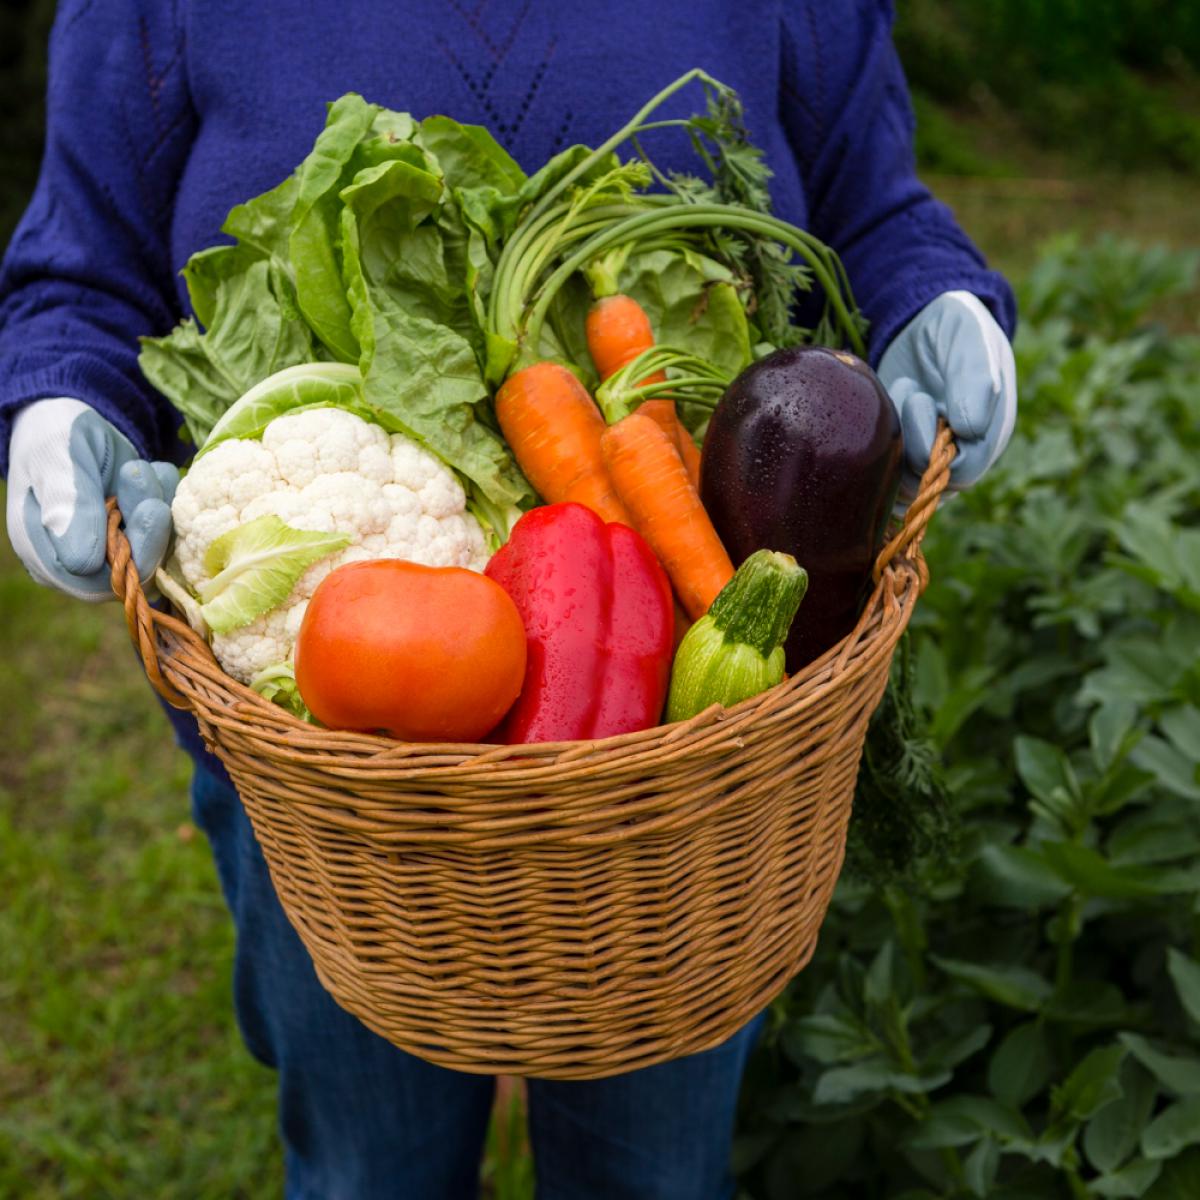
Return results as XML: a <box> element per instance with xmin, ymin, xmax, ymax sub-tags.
<box><xmin>666</xmin><ymin>550</ymin><xmax>808</xmax><ymax>722</ymax></box>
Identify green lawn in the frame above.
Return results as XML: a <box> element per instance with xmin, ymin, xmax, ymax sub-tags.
<box><xmin>0</xmin><ymin>515</ymin><xmax>281</xmax><ymax>1196</ymax></box>
<box><xmin>0</xmin><ymin>166</ymin><xmax>1196</xmax><ymax>1196</ymax></box>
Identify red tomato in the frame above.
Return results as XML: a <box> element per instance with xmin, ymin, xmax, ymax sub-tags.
<box><xmin>294</xmin><ymin>560</ymin><xmax>526</xmax><ymax>742</ymax></box>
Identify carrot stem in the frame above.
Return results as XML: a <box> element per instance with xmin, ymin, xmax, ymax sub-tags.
<box><xmin>522</xmin><ymin>205</ymin><xmax>865</xmax><ymax>359</ymax></box>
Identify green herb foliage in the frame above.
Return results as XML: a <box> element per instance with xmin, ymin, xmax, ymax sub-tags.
<box><xmin>735</xmin><ymin>238</ymin><xmax>1200</xmax><ymax>1199</ymax></box>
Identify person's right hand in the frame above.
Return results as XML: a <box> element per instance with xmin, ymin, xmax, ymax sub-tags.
<box><xmin>6</xmin><ymin>398</ymin><xmax>178</xmax><ymax>601</ymax></box>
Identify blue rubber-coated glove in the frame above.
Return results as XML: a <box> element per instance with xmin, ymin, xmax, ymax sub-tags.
<box><xmin>877</xmin><ymin>291</ymin><xmax>1017</xmax><ymax>498</ymax></box>
<box><xmin>6</xmin><ymin>398</ymin><xmax>178</xmax><ymax>601</ymax></box>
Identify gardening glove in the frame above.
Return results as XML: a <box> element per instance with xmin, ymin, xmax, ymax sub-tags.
<box><xmin>877</xmin><ymin>290</ymin><xmax>1017</xmax><ymax>498</ymax></box>
<box><xmin>6</xmin><ymin>398</ymin><xmax>178</xmax><ymax>601</ymax></box>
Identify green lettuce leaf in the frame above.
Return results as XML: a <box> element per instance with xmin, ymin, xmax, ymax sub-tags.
<box><xmin>140</xmin><ymin>248</ymin><xmax>316</xmax><ymax>447</ymax></box>
<box><xmin>340</xmin><ymin>161</ymin><xmax>533</xmax><ymax>507</ymax></box>
<box><xmin>417</xmin><ymin>115</ymin><xmax>525</xmax><ymax>192</ymax></box>
<box><xmin>622</xmin><ymin>248</ymin><xmax>753</xmax><ymax>377</ymax></box>
<box><xmin>287</xmin><ymin>95</ymin><xmax>390</xmax><ymax>362</ymax></box>
<box><xmin>142</xmin><ymin>93</ymin><xmax>534</xmax><ymax>506</ymax></box>
<box><xmin>199</xmin><ymin>516</ymin><xmax>350</xmax><ymax>635</ymax></box>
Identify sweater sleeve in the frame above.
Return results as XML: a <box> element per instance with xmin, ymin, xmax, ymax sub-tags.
<box><xmin>0</xmin><ymin>0</ymin><xmax>196</xmax><ymax>475</ymax></box>
<box><xmin>779</xmin><ymin>0</ymin><xmax>1016</xmax><ymax>365</ymax></box>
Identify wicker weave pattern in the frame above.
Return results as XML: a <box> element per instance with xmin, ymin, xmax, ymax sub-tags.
<box><xmin>107</xmin><ymin>428</ymin><xmax>954</xmax><ymax>1079</ymax></box>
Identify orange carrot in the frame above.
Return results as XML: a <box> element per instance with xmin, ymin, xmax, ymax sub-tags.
<box><xmin>674</xmin><ymin>420</ymin><xmax>703</xmax><ymax>489</ymax></box>
<box><xmin>636</xmin><ymin>399</ymin><xmax>702</xmax><ymax>490</ymax></box>
<box><xmin>586</xmin><ymin>294</ymin><xmax>668</xmax><ymax>384</ymax></box>
<box><xmin>636</xmin><ymin>399</ymin><xmax>682</xmax><ymax>444</ymax></box>
<box><xmin>496</xmin><ymin>362</ymin><xmax>630</xmax><ymax>525</ymax></box>
<box><xmin>600</xmin><ymin>412</ymin><xmax>733</xmax><ymax>620</ymax></box>
<box><xmin>587</xmin><ymin>295</ymin><xmax>702</xmax><ymax>485</ymax></box>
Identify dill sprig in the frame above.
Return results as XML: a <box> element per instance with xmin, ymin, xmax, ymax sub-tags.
<box><xmin>845</xmin><ymin>633</ymin><xmax>960</xmax><ymax>888</ymax></box>
<box><xmin>665</xmin><ymin>84</ymin><xmax>820</xmax><ymax>347</ymax></box>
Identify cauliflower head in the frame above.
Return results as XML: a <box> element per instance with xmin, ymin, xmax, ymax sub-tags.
<box><xmin>172</xmin><ymin>407</ymin><xmax>488</xmax><ymax>683</ymax></box>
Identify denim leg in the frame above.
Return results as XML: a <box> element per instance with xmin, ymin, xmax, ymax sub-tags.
<box><xmin>526</xmin><ymin>1012</ymin><xmax>766</xmax><ymax>1200</ymax></box>
<box><xmin>190</xmin><ymin>767</ymin><xmax>495</xmax><ymax>1200</ymax></box>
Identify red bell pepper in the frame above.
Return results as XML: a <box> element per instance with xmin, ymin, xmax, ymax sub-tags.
<box><xmin>484</xmin><ymin>502</ymin><xmax>674</xmax><ymax>743</ymax></box>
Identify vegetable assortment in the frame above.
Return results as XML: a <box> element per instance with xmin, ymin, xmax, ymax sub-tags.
<box><xmin>141</xmin><ymin>71</ymin><xmax>905</xmax><ymax>741</ymax></box>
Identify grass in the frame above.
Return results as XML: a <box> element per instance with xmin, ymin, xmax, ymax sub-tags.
<box><xmin>0</xmin><ymin>159</ymin><xmax>1197</xmax><ymax>1197</ymax></box>
<box><xmin>0</xmin><ymin>520</ymin><xmax>281</xmax><ymax>1196</ymax></box>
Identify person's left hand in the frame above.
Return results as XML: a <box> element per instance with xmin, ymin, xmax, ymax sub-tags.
<box><xmin>877</xmin><ymin>290</ymin><xmax>1017</xmax><ymax>497</ymax></box>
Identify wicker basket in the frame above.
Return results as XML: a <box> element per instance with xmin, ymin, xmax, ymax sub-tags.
<box><xmin>106</xmin><ymin>428</ymin><xmax>954</xmax><ymax>1080</ymax></box>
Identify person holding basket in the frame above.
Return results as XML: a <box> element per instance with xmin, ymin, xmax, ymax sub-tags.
<box><xmin>1</xmin><ymin>2</ymin><xmax>1016</xmax><ymax>1196</ymax></box>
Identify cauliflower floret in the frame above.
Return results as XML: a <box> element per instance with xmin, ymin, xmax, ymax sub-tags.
<box><xmin>172</xmin><ymin>406</ymin><xmax>492</xmax><ymax>685</ymax></box>
<box><xmin>210</xmin><ymin>606</ymin><xmax>298</xmax><ymax>685</ymax></box>
<box><xmin>264</xmin><ymin>407</ymin><xmax>394</xmax><ymax>488</ymax></box>
<box><xmin>173</xmin><ymin>440</ymin><xmax>284</xmax><ymax>584</ymax></box>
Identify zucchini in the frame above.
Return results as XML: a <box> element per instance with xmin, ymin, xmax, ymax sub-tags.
<box><xmin>666</xmin><ymin>550</ymin><xmax>807</xmax><ymax>721</ymax></box>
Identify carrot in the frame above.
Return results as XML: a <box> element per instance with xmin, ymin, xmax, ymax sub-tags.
<box><xmin>674</xmin><ymin>420</ymin><xmax>703</xmax><ymax>488</ymax></box>
<box><xmin>587</xmin><ymin>294</ymin><xmax>708</xmax><ymax>491</ymax></box>
<box><xmin>636</xmin><ymin>399</ymin><xmax>682</xmax><ymax>444</ymax></box>
<box><xmin>586</xmin><ymin>294</ymin><xmax>668</xmax><ymax>385</ymax></box>
<box><xmin>634</xmin><ymin>398</ymin><xmax>701</xmax><ymax>490</ymax></box>
<box><xmin>600</xmin><ymin>412</ymin><xmax>733</xmax><ymax>620</ymax></box>
<box><xmin>496</xmin><ymin>362</ymin><xmax>630</xmax><ymax>525</ymax></box>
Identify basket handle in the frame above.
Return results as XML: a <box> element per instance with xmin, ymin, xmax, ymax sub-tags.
<box><xmin>871</xmin><ymin>423</ymin><xmax>956</xmax><ymax>586</ymax></box>
<box><xmin>105</xmin><ymin>497</ymin><xmax>195</xmax><ymax>710</ymax></box>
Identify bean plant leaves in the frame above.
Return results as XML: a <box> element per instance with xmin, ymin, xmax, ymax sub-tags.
<box><xmin>812</xmin><ymin>1059</ymin><xmax>951</xmax><ymax>1105</ymax></box>
<box><xmin>1145</xmin><ymin>1147</ymin><xmax>1200</xmax><ymax>1199</ymax></box>
<box><xmin>1167</xmin><ymin>949</ymin><xmax>1200</xmax><ymax>1026</ymax></box>
<box><xmin>971</xmin><ymin>843</ymin><xmax>1072</xmax><ymax>908</ymax></box>
<box><xmin>1131</xmin><ymin>735</ymin><xmax>1200</xmax><ymax>800</ymax></box>
<box><xmin>988</xmin><ymin>1021</ymin><xmax>1052</xmax><ymax>1108</ymax></box>
<box><xmin>1092</xmin><ymin>1159</ymin><xmax>1165</xmax><ymax>1198</ymax></box>
<box><xmin>1052</xmin><ymin>1043</ymin><xmax>1127</xmax><ymax>1121</ymax></box>
<box><xmin>965</xmin><ymin>1137</ymin><xmax>1001</xmax><ymax>1197</ymax></box>
<box><xmin>931</xmin><ymin>956</ymin><xmax>1052</xmax><ymax>1011</ymax></box>
<box><xmin>1118</xmin><ymin>1034</ymin><xmax>1200</xmax><ymax>1097</ymax></box>
<box><xmin>1142</xmin><ymin>1098</ymin><xmax>1200</xmax><ymax>1160</ymax></box>
<box><xmin>1085</xmin><ymin>1060</ymin><xmax>1158</xmax><ymax>1173</ymax></box>
<box><xmin>1089</xmin><ymin>699</ymin><xmax>1140</xmax><ymax>771</ymax></box>
<box><xmin>905</xmin><ymin>1096</ymin><xmax>1031</xmax><ymax>1150</ymax></box>
<box><xmin>1040</xmin><ymin>841</ymin><xmax>1200</xmax><ymax>898</ymax></box>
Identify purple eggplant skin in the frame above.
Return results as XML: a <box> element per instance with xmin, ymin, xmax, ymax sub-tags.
<box><xmin>699</xmin><ymin>345</ymin><xmax>903</xmax><ymax>671</ymax></box>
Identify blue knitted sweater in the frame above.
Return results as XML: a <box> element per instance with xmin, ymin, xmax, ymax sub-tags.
<box><xmin>0</xmin><ymin>0</ymin><xmax>1014</xmax><ymax>777</ymax></box>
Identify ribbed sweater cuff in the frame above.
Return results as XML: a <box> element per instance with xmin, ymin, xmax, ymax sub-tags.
<box><xmin>864</xmin><ymin>270</ymin><xmax>1018</xmax><ymax>368</ymax></box>
<box><xmin>0</xmin><ymin>352</ymin><xmax>158</xmax><ymax>475</ymax></box>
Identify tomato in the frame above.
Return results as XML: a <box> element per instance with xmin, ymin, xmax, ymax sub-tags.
<box><xmin>294</xmin><ymin>560</ymin><xmax>526</xmax><ymax>742</ymax></box>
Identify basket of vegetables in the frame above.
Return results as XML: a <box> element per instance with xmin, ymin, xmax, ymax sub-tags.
<box><xmin>107</xmin><ymin>72</ymin><xmax>954</xmax><ymax>1079</ymax></box>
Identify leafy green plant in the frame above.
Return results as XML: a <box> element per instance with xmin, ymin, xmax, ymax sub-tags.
<box><xmin>736</xmin><ymin>238</ymin><xmax>1200</xmax><ymax>1198</ymax></box>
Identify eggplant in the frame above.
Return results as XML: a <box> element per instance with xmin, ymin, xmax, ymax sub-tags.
<box><xmin>699</xmin><ymin>346</ymin><xmax>902</xmax><ymax>670</ymax></box>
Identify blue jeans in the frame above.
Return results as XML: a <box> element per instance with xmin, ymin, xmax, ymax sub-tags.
<box><xmin>191</xmin><ymin>767</ymin><xmax>765</xmax><ymax>1199</ymax></box>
